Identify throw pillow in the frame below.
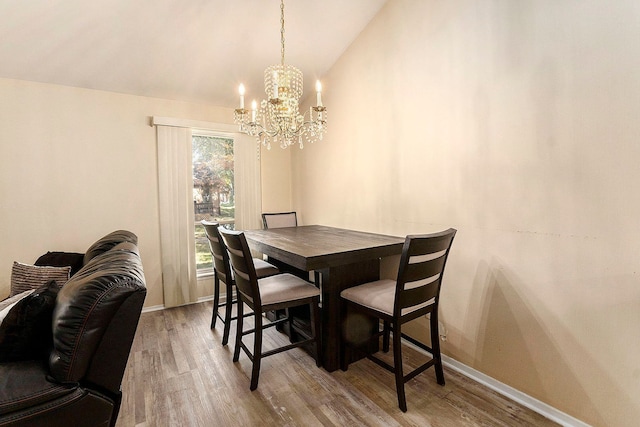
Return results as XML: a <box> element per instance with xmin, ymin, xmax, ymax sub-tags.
<box><xmin>34</xmin><ymin>251</ymin><xmax>85</xmax><ymax>276</ymax></box>
<box><xmin>0</xmin><ymin>281</ymin><xmax>60</xmax><ymax>363</ymax></box>
<box><xmin>0</xmin><ymin>289</ymin><xmax>35</xmax><ymax>325</ymax></box>
<box><xmin>10</xmin><ymin>261</ymin><xmax>71</xmax><ymax>297</ymax></box>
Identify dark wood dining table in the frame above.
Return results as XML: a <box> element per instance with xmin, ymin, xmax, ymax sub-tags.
<box><xmin>244</xmin><ymin>225</ymin><xmax>405</xmax><ymax>372</ymax></box>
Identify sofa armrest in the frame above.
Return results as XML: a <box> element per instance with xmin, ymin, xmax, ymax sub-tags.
<box><xmin>49</xmin><ymin>242</ymin><xmax>146</xmax><ymax>394</ymax></box>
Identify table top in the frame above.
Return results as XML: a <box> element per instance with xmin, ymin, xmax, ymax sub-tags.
<box><xmin>244</xmin><ymin>225</ymin><xmax>405</xmax><ymax>271</ymax></box>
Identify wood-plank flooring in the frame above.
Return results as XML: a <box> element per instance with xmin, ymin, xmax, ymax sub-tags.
<box><xmin>116</xmin><ymin>302</ymin><xmax>558</xmax><ymax>427</ymax></box>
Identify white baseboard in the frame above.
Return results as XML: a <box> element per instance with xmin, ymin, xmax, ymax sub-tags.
<box><xmin>140</xmin><ymin>295</ymin><xmax>219</xmax><ymax>314</ymax></box>
<box><xmin>141</xmin><ymin>304</ymin><xmax>164</xmax><ymax>313</ymax></box>
<box><xmin>441</xmin><ymin>355</ymin><xmax>591</xmax><ymax>427</ymax></box>
<box><xmin>402</xmin><ymin>340</ymin><xmax>590</xmax><ymax>427</ymax></box>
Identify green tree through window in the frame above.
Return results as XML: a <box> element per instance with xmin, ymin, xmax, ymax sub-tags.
<box><xmin>193</xmin><ymin>134</ymin><xmax>234</xmax><ymax>272</ymax></box>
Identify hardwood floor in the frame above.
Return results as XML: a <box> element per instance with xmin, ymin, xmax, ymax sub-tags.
<box><xmin>116</xmin><ymin>302</ymin><xmax>558</xmax><ymax>427</ymax></box>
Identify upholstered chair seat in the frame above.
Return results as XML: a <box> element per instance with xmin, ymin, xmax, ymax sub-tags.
<box><xmin>254</xmin><ymin>273</ymin><xmax>320</xmax><ymax>306</ymax></box>
<box><xmin>340</xmin><ymin>279</ymin><xmax>437</xmax><ymax>317</ymax></box>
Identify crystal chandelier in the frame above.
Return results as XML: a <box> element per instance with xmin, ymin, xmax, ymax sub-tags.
<box><xmin>234</xmin><ymin>0</ymin><xmax>327</xmax><ymax>150</ymax></box>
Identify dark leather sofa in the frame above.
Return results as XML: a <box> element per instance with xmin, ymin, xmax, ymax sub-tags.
<box><xmin>0</xmin><ymin>230</ymin><xmax>147</xmax><ymax>427</ymax></box>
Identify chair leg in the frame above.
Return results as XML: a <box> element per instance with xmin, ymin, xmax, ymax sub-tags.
<box><xmin>382</xmin><ymin>320</ymin><xmax>390</xmax><ymax>352</ymax></box>
<box><xmin>211</xmin><ymin>272</ymin><xmax>220</xmax><ymax>329</ymax></box>
<box><xmin>286</xmin><ymin>308</ymin><xmax>294</xmax><ymax>342</ymax></box>
<box><xmin>393</xmin><ymin>324</ymin><xmax>407</xmax><ymax>412</ymax></box>
<box><xmin>221</xmin><ymin>282</ymin><xmax>234</xmax><ymax>346</ymax></box>
<box><xmin>250</xmin><ymin>310</ymin><xmax>263</xmax><ymax>391</ymax></box>
<box><xmin>340</xmin><ymin>301</ymin><xmax>350</xmax><ymax>372</ymax></box>
<box><xmin>431</xmin><ymin>312</ymin><xmax>445</xmax><ymax>386</ymax></box>
<box><xmin>310</xmin><ymin>297</ymin><xmax>322</xmax><ymax>367</ymax></box>
<box><xmin>233</xmin><ymin>300</ymin><xmax>244</xmax><ymax>362</ymax></box>
<box><xmin>340</xmin><ymin>343</ymin><xmax>349</xmax><ymax>372</ymax></box>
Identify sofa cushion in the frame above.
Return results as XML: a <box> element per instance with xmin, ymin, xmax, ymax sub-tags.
<box><xmin>10</xmin><ymin>262</ymin><xmax>70</xmax><ymax>297</ymax></box>
<box><xmin>35</xmin><ymin>251</ymin><xmax>85</xmax><ymax>276</ymax></box>
<box><xmin>0</xmin><ymin>360</ymin><xmax>81</xmax><ymax>417</ymax></box>
<box><xmin>83</xmin><ymin>230</ymin><xmax>138</xmax><ymax>265</ymax></box>
<box><xmin>0</xmin><ymin>281</ymin><xmax>61</xmax><ymax>363</ymax></box>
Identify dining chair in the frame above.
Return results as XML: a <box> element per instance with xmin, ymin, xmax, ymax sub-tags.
<box><xmin>201</xmin><ymin>220</ymin><xmax>279</xmax><ymax>346</ymax></box>
<box><xmin>261</xmin><ymin>211</ymin><xmax>298</xmax><ymax>229</ymax></box>
<box><xmin>340</xmin><ymin>228</ymin><xmax>456</xmax><ymax>412</ymax></box>
<box><xmin>219</xmin><ymin>228</ymin><xmax>322</xmax><ymax>391</ymax></box>
<box><xmin>261</xmin><ymin>211</ymin><xmax>319</xmax><ymax>285</ymax></box>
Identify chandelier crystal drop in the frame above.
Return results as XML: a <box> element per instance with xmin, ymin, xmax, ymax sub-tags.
<box><xmin>234</xmin><ymin>0</ymin><xmax>327</xmax><ymax>150</ymax></box>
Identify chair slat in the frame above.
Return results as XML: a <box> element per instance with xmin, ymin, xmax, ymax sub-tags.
<box><xmin>408</xmin><ymin>249</ymin><xmax>446</xmax><ymax>264</ymax></box>
<box><xmin>398</xmin><ymin>283</ymin><xmax>439</xmax><ymax>309</ymax></box>
<box><xmin>401</xmin><ymin>255</ymin><xmax>446</xmax><ymax>284</ymax></box>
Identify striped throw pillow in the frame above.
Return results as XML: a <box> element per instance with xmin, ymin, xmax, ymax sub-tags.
<box><xmin>10</xmin><ymin>262</ymin><xmax>71</xmax><ymax>297</ymax></box>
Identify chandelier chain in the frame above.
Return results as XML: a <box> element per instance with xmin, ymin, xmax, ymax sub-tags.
<box><xmin>280</xmin><ymin>0</ymin><xmax>285</xmax><ymax>66</ymax></box>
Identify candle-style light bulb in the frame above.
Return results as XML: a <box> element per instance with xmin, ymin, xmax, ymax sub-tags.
<box><xmin>251</xmin><ymin>100</ymin><xmax>257</xmax><ymax>122</ymax></box>
<box><xmin>239</xmin><ymin>84</ymin><xmax>245</xmax><ymax>109</ymax></box>
<box><xmin>316</xmin><ymin>80</ymin><xmax>323</xmax><ymax>107</ymax></box>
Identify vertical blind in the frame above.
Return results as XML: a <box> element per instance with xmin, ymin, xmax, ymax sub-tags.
<box><xmin>153</xmin><ymin>117</ymin><xmax>261</xmax><ymax>308</ymax></box>
<box><xmin>156</xmin><ymin>125</ymin><xmax>198</xmax><ymax>307</ymax></box>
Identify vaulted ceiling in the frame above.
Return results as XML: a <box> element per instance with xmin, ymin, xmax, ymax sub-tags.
<box><xmin>0</xmin><ymin>0</ymin><xmax>388</xmax><ymax>107</ymax></box>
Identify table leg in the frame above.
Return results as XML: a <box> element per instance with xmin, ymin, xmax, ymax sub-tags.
<box><xmin>318</xmin><ymin>259</ymin><xmax>380</xmax><ymax>372</ymax></box>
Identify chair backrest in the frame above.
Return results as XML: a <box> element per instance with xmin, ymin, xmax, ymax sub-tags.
<box><xmin>394</xmin><ymin>229</ymin><xmax>456</xmax><ymax>318</ymax></box>
<box><xmin>201</xmin><ymin>220</ymin><xmax>232</xmax><ymax>285</ymax></box>
<box><xmin>262</xmin><ymin>212</ymin><xmax>298</xmax><ymax>229</ymax></box>
<box><xmin>219</xmin><ymin>229</ymin><xmax>261</xmax><ymax>307</ymax></box>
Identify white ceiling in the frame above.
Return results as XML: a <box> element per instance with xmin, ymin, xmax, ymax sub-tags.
<box><xmin>0</xmin><ymin>0</ymin><xmax>388</xmax><ymax>108</ymax></box>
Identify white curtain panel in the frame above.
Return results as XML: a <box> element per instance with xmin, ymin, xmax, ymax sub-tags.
<box><xmin>234</xmin><ymin>134</ymin><xmax>262</xmax><ymax>231</ymax></box>
<box><xmin>156</xmin><ymin>125</ymin><xmax>198</xmax><ymax>307</ymax></box>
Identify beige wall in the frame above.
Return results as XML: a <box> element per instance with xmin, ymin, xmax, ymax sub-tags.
<box><xmin>293</xmin><ymin>0</ymin><xmax>640</xmax><ymax>426</ymax></box>
<box><xmin>0</xmin><ymin>78</ymin><xmax>239</xmax><ymax>307</ymax></box>
<box><xmin>260</xmin><ymin>144</ymin><xmax>294</xmax><ymax>215</ymax></box>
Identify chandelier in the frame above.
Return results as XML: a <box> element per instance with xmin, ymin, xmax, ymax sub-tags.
<box><xmin>234</xmin><ymin>0</ymin><xmax>327</xmax><ymax>150</ymax></box>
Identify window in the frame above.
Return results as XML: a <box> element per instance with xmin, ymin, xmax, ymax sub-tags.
<box><xmin>154</xmin><ymin>117</ymin><xmax>259</xmax><ymax>308</ymax></box>
<box><xmin>192</xmin><ymin>133</ymin><xmax>234</xmax><ymax>274</ymax></box>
